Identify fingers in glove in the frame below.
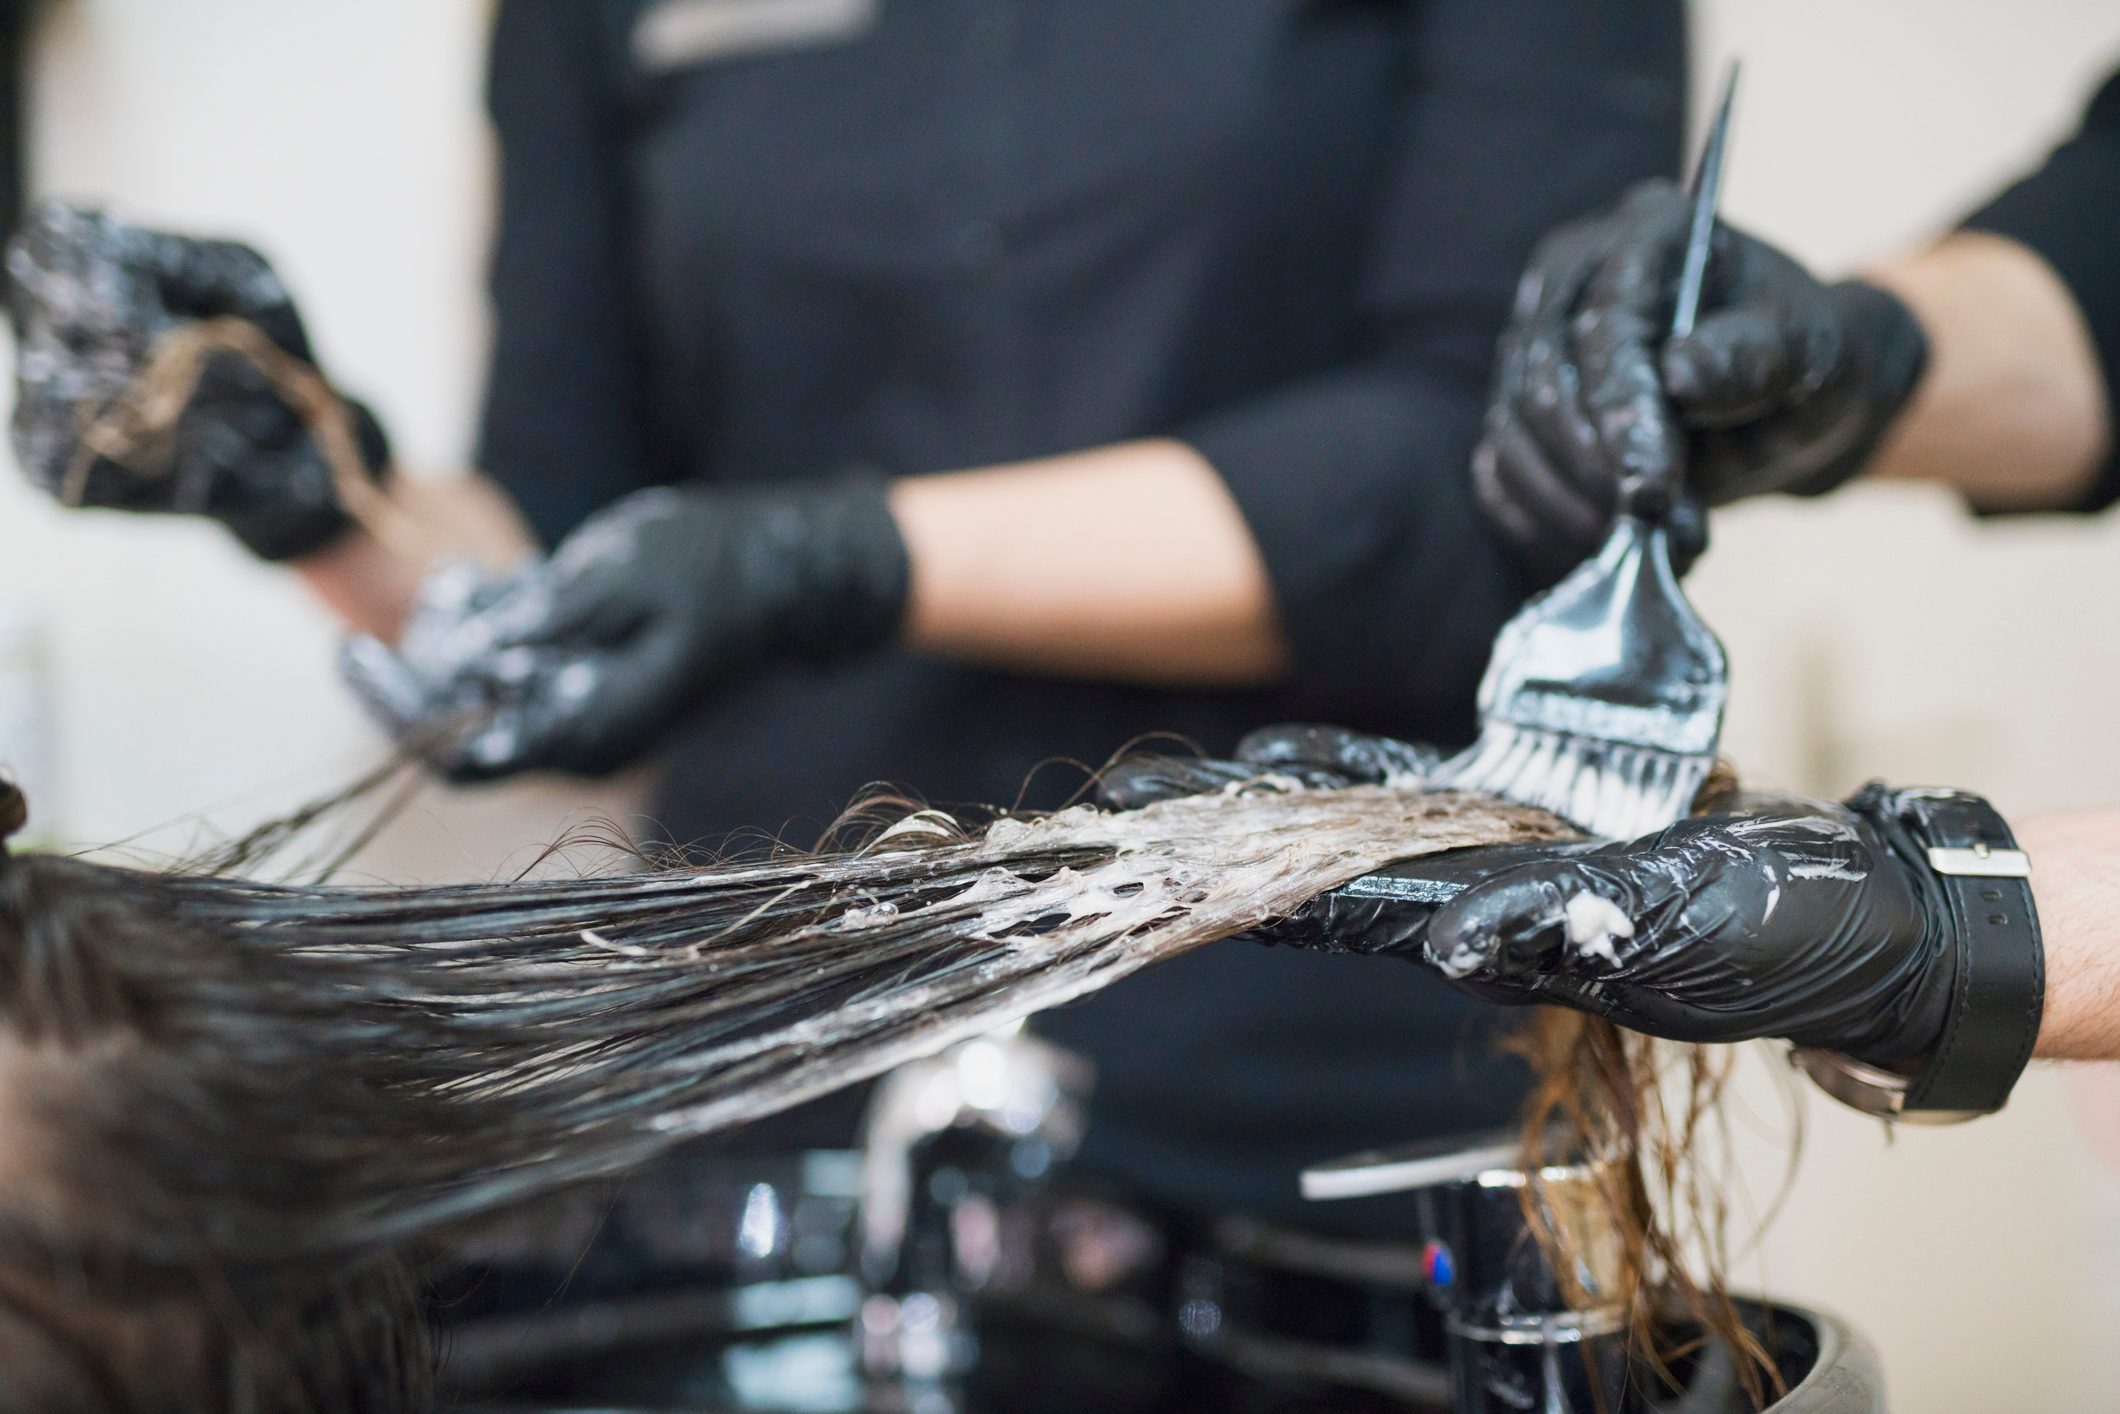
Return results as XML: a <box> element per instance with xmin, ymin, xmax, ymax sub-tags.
<box><xmin>1662</xmin><ymin>305</ymin><xmax>1805</xmax><ymax>428</ymax></box>
<box><xmin>1096</xmin><ymin>725</ymin><xmax>1439</xmax><ymax>812</ymax></box>
<box><xmin>1471</xmin><ymin>435</ymin><xmax>1548</xmax><ymax>566</ymax></box>
<box><xmin>145</xmin><ymin>233</ymin><xmax>312</xmax><ymax>361</ymax></box>
<box><xmin>1688</xmin><ymin>383</ymin><xmax>1872</xmax><ymax>505</ymax></box>
<box><xmin>1095</xmin><ymin>755</ymin><xmax>1259</xmax><ymax>810</ymax></box>
<box><xmin>1661</xmin><ymin>492</ymin><xmax>1711</xmax><ymax>573</ymax></box>
<box><xmin>339</xmin><ymin>634</ymin><xmax>435</xmax><ymax>738</ymax></box>
<box><xmin>13</xmin><ymin>420</ymin><xmax>169</xmax><ymax>509</ymax></box>
<box><xmin>382</xmin><ymin>561</ymin><xmax>539</xmax><ymax>684</ymax></box>
<box><xmin>1478</xmin><ymin>202</ymin><xmax>1656</xmax><ymax>568</ymax></box>
<box><xmin>7</xmin><ymin>206</ymin><xmax>133</xmax><ymax>333</ymax></box>
<box><xmin>447</xmin><ymin>700</ymin><xmax>549</xmax><ymax>782</ymax></box>
<box><xmin>459</xmin><ymin>619</ymin><xmax>698</xmax><ymax>778</ymax></box>
<box><xmin>9</xmin><ymin>210</ymin><xmax>157</xmax><ymax>394</ymax></box>
<box><xmin>337</xmin><ymin>631</ymin><xmax>520</xmax><ymax>779</ymax></box>
<box><xmin>1425</xmin><ymin>856</ymin><xmax>1658</xmax><ymax>990</ymax></box>
<box><xmin>453</xmin><ymin>559</ymin><xmax>650</xmax><ymax>655</ymax></box>
<box><xmin>184</xmin><ymin>348</ymin><xmax>306</xmax><ymax>447</ymax></box>
<box><xmin>486</xmin><ymin>491</ymin><xmax>691</xmax><ymax>651</ymax></box>
<box><xmin>1515</xmin><ymin>309</ymin><xmax>1618</xmax><ymax>518</ymax></box>
<box><xmin>1421</xmin><ymin>859</ymin><xmax>1688</xmax><ymax>1029</ymax></box>
<box><xmin>1476</xmin><ymin>412</ymin><xmax>1612</xmax><ymax>572</ymax></box>
<box><xmin>1511</xmin><ymin>212</ymin><xmax>1622</xmax><ymax>485</ymax></box>
<box><xmin>1609</xmin><ymin>176</ymin><xmax>1686</xmax><ymax>223</ymax></box>
<box><xmin>1425</xmin><ymin>816</ymin><xmax>1830</xmax><ymax>1042</ymax></box>
<box><xmin>367</xmin><ymin>649</ymin><xmax>610</xmax><ymax>784</ymax></box>
<box><xmin>1232</xmin><ymin>724</ymin><xmax>1439</xmax><ymax>786</ymax></box>
<box><xmin>338</xmin><ymin>563</ymin><xmax>536</xmax><ymax>768</ymax></box>
<box><xmin>1259</xmin><ymin>886</ymin><xmax>1434</xmax><ymax>956</ymax></box>
<box><xmin>1571</xmin><ymin>203</ymin><xmax>1692</xmax><ymax>518</ymax></box>
<box><xmin>359</xmin><ymin>552</ymin><xmax>684</xmax><ymax>781</ymax></box>
<box><xmin>1283</xmin><ymin>840</ymin><xmax>1606</xmax><ymax>956</ymax></box>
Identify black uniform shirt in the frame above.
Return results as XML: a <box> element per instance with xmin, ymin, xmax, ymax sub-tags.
<box><xmin>1966</xmin><ymin>64</ymin><xmax>2120</xmax><ymax>510</ymax></box>
<box><xmin>479</xmin><ymin>0</ymin><xmax>1685</xmax><ymax>1222</ymax></box>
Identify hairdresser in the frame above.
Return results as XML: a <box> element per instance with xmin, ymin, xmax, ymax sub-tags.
<box><xmin>1471</xmin><ymin>66</ymin><xmax>2118</xmax><ymax>574</ymax></box>
<box><xmin>1247</xmin><ymin>67</ymin><xmax>2120</xmax><ymax>1126</ymax></box>
<box><xmin>9</xmin><ymin>5</ymin><xmax>1685</xmax><ymax>1233</ymax></box>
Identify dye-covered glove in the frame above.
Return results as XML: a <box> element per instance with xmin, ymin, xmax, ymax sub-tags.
<box><xmin>1422</xmin><ymin>786</ymin><xmax>1967</xmax><ymax>1064</ymax></box>
<box><xmin>6</xmin><ymin>201</ymin><xmax>391</xmax><ymax>561</ymax></box>
<box><xmin>341</xmin><ymin>479</ymin><xmax>910</xmax><ymax>779</ymax></box>
<box><xmin>1096</xmin><ymin>724</ymin><xmax>1445</xmax><ymax>810</ymax></box>
<box><xmin>1097</xmin><ymin>724</ymin><xmax>1600</xmax><ymax>954</ymax></box>
<box><xmin>1476</xmin><ymin>179</ymin><xmax>1929</xmax><ymax>574</ymax></box>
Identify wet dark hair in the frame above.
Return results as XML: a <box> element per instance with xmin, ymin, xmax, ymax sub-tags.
<box><xmin>0</xmin><ymin>781</ymin><xmax>438</xmax><ymax>1410</ymax></box>
<box><xmin>0</xmin><ymin>772</ymin><xmax>1563</xmax><ymax>1411</ymax></box>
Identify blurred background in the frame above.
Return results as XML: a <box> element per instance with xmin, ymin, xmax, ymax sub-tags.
<box><xmin>0</xmin><ymin>2</ymin><xmax>2115</xmax><ymax>1407</ymax></box>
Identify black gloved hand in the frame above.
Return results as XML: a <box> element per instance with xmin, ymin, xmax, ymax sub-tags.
<box><xmin>1097</xmin><ymin>723</ymin><xmax>1444</xmax><ymax>809</ymax></box>
<box><xmin>341</xmin><ymin>479</ymin><xmax>910</xmax><ymax>779</ymax></box>
<box><xmin>1096</xmin><ymin>725</ymin><xmax>1597</xmax><ymax>954</ymax></box>
<box><xmin>1476</xmin><ymin>180</ymin><xmax>1930</xmax><ymax>575</ymax></box>
<box><xmin>7</xmin><ymin>201</ymin><xmax>391</xmax><ymax>561</ymax></box>
<box><xmin>1422</xmin><ymin>785</ymin><xmax>1964</xmax><ymax>1064</ymax></box>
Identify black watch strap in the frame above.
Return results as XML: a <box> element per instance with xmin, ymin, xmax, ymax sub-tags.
<box><xmin>1886</xmin><ymin>788</ymin><xmax>2044</xmax><ymax>1117</ymax></box>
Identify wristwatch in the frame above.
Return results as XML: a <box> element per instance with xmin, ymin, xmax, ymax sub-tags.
<box><xmin>1791</xmin><ymin>786</ymin><xmax>2044</xmax><ymax>1125</ymax></box>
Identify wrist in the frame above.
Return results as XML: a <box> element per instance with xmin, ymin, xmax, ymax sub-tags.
<box><xmin>1801</xmin><ymin>784</ymin><xmax>2043</xmax><ymax>1122</ymax></box>
<box><xmin>2014</xmin><ymin>811</ymin><xmax>2120</xmax><ymax>1061</ymax></box>
<box><xmin>777</xmin><ymin>473</ymin><xmax>910</xmax><ymax>661</ymax></box>
<box><xmin>1832</xmin><ymin>785</ymin><xmax>1959</xmax><ymax>1068</ymax></box>
<box><xmin>291</xmin><ymin>524</ymin><xmax>423</xmax><ymax>641</ymax></box>
<box><xmin>1785</xmin><ymin>281</ymin><xmax>1932</xmax><ymax>498</ymax></box>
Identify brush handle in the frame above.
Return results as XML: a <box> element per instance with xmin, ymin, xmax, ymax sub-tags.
<box><xmin>1670</xmin><ymin>65</ymin><xmax>1738</xmax><ymax>341</ymax></box>
<box><xmin>1643</xmin><ymin>64</ymin><xmax>1737</xmax><ymax>536</ymax></box>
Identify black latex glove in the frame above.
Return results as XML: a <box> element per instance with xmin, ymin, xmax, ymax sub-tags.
<box><xmin>1096</xmin><ymin>725</ymin><xmax>1600</xmax><ymax>954</ymax></box>
<box><xmin>341</xmin><ymin>479</ymin><xmax>910</xmax><ymax>780</ymax></box>
<box><xmin>7</xmin><ymin>201</ymin><xmax>391</xmax><ymax>561</ymax></box>
<box><xmin>1476</xmin><ymin>179</ymin><xmax>1930</xmax><ymax>575</ymax></box>
<box><xmin>1096</xmin><ymin>723</ymin><xmax>1445</xmax><ymax>810</ymax></box>
<box><xmin>1422</xmin><ymin>785</ymin><xmax>1961</xmax><ymax>1064</ymax></box>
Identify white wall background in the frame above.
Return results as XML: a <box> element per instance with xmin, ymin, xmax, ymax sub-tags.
<box><xmin>1685</xmin><ymin>7</ymin><xmax>2120</xmax><ymax>1410</ymax></box>
<box><xmin>0</xmin><ymin>2</ymin><xmax>2117</xmax><ymax>1407</ymax></box>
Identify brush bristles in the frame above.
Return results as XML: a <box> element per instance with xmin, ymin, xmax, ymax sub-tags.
<box><xmin>1439</xmin><ymin>723</ymin><xmax>1707</xmax><ymax>842</ymax></box>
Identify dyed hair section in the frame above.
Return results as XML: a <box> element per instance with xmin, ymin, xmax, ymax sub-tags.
<box><xmin>0</xmin><ymin>774</ymin><xmax>1565</xmax><ymax>1410</ymax></box>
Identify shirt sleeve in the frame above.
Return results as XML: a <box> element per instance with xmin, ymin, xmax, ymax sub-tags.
<box><xmin>478</xmin><ymin>0</ymin><xmax>662</xmax><ymax>547</ymax></box>
<box><xmin>1179</xmin><ymin>0</ymin><xmax>1686</xmax><ymax>734</ymax></box>
<box><xmin>1961</xmin><ymin>66</ymin><xmax>2120</xmax><ymax>513</ymax></box>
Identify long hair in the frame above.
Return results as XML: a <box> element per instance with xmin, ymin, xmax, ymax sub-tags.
<box><xmin>1513</xmin><ymin>763</ymin><xmax>1788</xmax><ymax>1408</ymax></box>
<box><xmin>0</xmin><ymin>771</ymin><xmax>1570</xmax><ymax>1411</ymax></box>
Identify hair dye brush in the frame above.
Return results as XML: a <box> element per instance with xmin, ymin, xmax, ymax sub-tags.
<box><xmin>1437</xmin><ymin>68</ymin><xmax>1739</xmax><ymax>841</ymax></box>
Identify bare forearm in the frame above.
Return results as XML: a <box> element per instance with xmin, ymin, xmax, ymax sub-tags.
<box><xmin>292</xmin><ymin>474</ymin><xmax>537</xmax><ymax>641</ymax></box>
<box><xmin>2022</xmin><ymin>810</ymin><xmax>2120</xmax><ymax>1061</ymax></box>
<box><xmin>890</xmin><ymin>439</ymin><xmax>1288</xmax><ymax>685</ymax></box>
<box><xmin>1864</xmin><ymin>231</ymin><xmax>2113</xmax><ymax>511</ymax></box>
<box><xmin>297</xmin><ymin>528</ymin><xmax>427</xmax><ymax>641</ymax></box>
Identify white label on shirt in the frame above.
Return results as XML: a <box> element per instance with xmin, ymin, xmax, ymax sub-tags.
<box><xmin>633</xmin><ymin>0</ymin><xmax>879</xmax><ymax>72</ymax></box>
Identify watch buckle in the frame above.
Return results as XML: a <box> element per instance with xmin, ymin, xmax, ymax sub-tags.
<box><xmin>1788</xmin><ymin>1047</ymin><xmax>1987</xmax><ymax>1126</ymax></box>
<box><xmin>1925</xmin><ymin>843</ymin><xmax>2032</xmax><ymax>878</ymax></box>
